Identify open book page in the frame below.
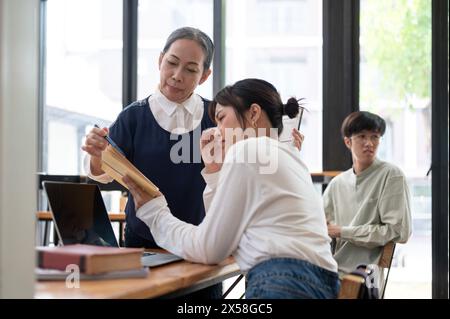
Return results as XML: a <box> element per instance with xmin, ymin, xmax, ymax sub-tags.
<box><xmin>101</xmin><ymin>145</ymin><xmax>160</xmax><ymax>197</ymax></box>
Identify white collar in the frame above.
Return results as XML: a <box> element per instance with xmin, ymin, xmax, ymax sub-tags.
<box><xmin>152</xmin><ymin>89</ymin><xmax>196</xmax><ymax>117</ymax></box>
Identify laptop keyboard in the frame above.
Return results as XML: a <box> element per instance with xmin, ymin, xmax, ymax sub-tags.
<box><xmin>140</xmin><ymin>251</ymin><xmax>183</xmax><ymax>267</ymax></box>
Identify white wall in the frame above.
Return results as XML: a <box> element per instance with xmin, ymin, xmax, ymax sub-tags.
<box><xmin>0</xmin><ymin>0</ymin><xmax>39</xmax><ymax>298</ymax></box>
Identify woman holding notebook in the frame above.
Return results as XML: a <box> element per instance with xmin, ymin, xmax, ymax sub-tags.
<box><xmin>124</xmin><ymin>78</ymin><xmax>339</xmax><ymax>299</ymax></box>
<box><xmin>82</xmin><ymin>27</ymin><xmax>216</xmax><ymax>251</ymax></box>
<box><xmin>82</xmin><ymin>27</ymin><xmax>226</xmax><ymax>299</ymax></box>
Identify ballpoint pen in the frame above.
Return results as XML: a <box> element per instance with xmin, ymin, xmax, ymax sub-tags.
<box><xmin>94</xmin><ymin>124</ymin><xmax>126</xmax><ymax>156</ymax></box>
<box><xmin>297</xmin><ymin>106</ymin><xmax>304</xmax><ymax>131</ymax></box>
<box><xmin>297</xmin><ymin>98</ymin><xmax>307</xmax><ymax>131</ymax></box>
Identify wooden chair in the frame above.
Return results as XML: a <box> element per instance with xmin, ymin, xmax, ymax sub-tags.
<box><xmin>338</xmin><ymin>242</ymin><xmax>396</xmax><ymax>299</ymax></box>
<box><xmin>378</xmin><ymin>241</ymin><xmax>396</xmax><ymax>299</ymax></box>
<box><xmin>338</xmin><ymin>274</ymin><xmax>365</xmax><ymax>299</ymax></box>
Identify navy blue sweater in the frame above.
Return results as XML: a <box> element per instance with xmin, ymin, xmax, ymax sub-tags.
<box><xmin>109</xmin><ymin>97</ymin><xmax>215</xmax><ymax>246</ymax></box>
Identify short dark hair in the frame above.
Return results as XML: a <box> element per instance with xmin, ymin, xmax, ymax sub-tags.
<box><xmin>162</xmin><ymin>27</ymin><xmax>214</xmax><ymax>72</ymax></box>
<box><xmin>341</xmin><ymin>111</ymin><xmax>386</xmax><ymax>138</ymax></box>
<box><xmin>209</xmin><ymin>78</ymin><xmax>304</xmax><ymax>135</ymax></box>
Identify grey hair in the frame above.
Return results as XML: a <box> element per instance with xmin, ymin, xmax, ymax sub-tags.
<box><xmin>162</xmin><ymin>27</ymin><xmax>214</xmax><ymax>72</ymax></box>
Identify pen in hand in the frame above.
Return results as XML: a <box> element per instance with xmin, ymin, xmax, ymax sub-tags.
<box><xmin>94</xmin><ymin>124</ymin><xmax>126</xmax><ymax>156</ymax></box>
<box><xmin>297</xmin><ymin>107</ymin><xmax>304</xmax><ymax>131</ymax></box>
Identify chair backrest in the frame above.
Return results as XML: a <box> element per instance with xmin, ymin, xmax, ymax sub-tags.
<box><xmin>338</xmin><ymin>274</ymin><xmax>365</xmax><ymax>299</ymax></box>
<box><xmin>378</xmin><ymin>242</ymin><xmax>396</xmax><ymax>298</ymax></box>
<box><xmin>378</xmin><ymin>241</ymin><xmax>396</xmax><ymax>268</ymax></box>
<box><xmin>338</xmin><ymin>242</ymin><xmax>396</xmax><ymax>299</ymax></box>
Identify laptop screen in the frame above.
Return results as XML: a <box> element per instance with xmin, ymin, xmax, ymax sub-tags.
<box><xmin>43</xmin><ymin>181</ymin><xmax>119</xmax><ymax>247</ymax></box>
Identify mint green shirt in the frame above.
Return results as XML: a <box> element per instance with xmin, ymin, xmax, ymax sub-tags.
<box><xmin>323</xmin><ymin>158</ymin><xmax>412</xmax><ymax>275</ymax></box>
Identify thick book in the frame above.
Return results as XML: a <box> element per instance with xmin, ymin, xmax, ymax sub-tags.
<box><xmin>36</xmin><ymin>267</ymin><xmax>149</xmax><ymax>281</ymax></box>
<box><xmin>36</xmin><ymin>244</ymin><xmax>143</xmax><ymax>275</ymax></box>
<box><xmin>101</xmin><ymin>145</ymin><xmax>160</xmax><ymax>197</ymax></box>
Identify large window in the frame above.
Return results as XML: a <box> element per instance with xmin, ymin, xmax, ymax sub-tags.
<box><xmin>43</xmin><ymin>0</ymin><xmax>322</xmax><ymax>175</ymax></box>
<box><xmin>137</xmin><ymin>0</ymin><xmax>213</xmax><ymax>100</ymax></box>
<box><xmin>225</xmin><ymin>0</ymin><xmax>323</xmax><ymax>172</ymax></box>
<box><xmin>360</xmin><ymin>0</ymin><xmax>432</xmax><ymax>298</ymax></box>
<box><xmin>44</xmin><ymin>0</ymin><xmax>123</xmax><ymax>175</ymax></box>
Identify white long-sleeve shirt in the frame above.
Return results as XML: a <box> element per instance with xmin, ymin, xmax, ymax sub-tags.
<box><xmin>84</xmin><ymin>89</ymin><xmax>204</xmax><ymax>182</ymax></box>
<box><xmin>136</xmin><ymin>136</ymin><xmax>338</xmax><ymax>273</ymax></box>
<box><xmin>323</xmin><ymin>158</ymin><xmax>412</xmax><ymax>274</ymax></box>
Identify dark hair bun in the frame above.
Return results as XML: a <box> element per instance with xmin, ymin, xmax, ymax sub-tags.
<box><xmin>283</xmin><ymin>97</ymin><xmax>301</xmax><ymax>119</ymax></box>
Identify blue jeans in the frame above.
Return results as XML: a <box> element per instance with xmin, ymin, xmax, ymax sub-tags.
<box><xmin>246</xmin><ymin>258</ymin><xmax>340</xmax><ymax>299</ymax></box>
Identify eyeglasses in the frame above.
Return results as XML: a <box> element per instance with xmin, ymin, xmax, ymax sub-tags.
<box><xmin>351</xmin><ymin>133</ymin><xmax>381</xmax><ymax>144</ymax></box>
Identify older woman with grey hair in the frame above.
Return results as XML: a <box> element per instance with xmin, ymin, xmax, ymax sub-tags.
<box><xmin>83</xmin><ymin>27</ymin><xmax>216</xmax><ymax>250</ymax></box>
<box><xmin>83</xmin><ymin>27</ymin><xmax>222</xmax><ymax>299</ymax></box>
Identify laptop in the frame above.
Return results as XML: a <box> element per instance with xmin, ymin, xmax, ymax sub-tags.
<box><xmin>42</xmin><ymin>181</ymin><xmax>182</xmax><ymax>267</ymax></box>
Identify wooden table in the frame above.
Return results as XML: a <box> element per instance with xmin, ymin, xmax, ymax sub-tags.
<box><xmin>310</xmin><ymin>171</ymin><xmax>341</xmax><ymax>192</ymax></box>
<box><xmin>36</xmin><ymin>211</ymin><xmax>125</xmax><ymax>222</ymax></box>
<box><xmin>35</xmin><ymin>256</ymin><xmax>241</xmax><ymax>299</ymax></box>
<box><xmin>310</xmin><ymin>171</ymin><xmax>341</xmax><ymax>181</ymax></box>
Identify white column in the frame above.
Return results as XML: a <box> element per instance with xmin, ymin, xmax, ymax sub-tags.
<box><xmin>0</xmin><ymin>0</ymin><xmax>39</xmax><ymax>298</ymax></box>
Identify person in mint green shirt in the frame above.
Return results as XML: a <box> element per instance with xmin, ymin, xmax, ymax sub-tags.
<box><xmin>323</xmin><ymin>111</ymin><xmax>412</xmax><ymax>288</ymax></box>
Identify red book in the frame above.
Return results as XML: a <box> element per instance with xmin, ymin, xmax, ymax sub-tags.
<box><xmin>37</xmin><ymin>244</ymin><xmax>143</xmax><ymax>275</ymax></box>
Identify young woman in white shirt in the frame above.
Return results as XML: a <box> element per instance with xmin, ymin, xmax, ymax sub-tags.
<box><xmin>124</xmin><ymin>78</ymin><xmax>339</xmax><ymax>299</ymax></box>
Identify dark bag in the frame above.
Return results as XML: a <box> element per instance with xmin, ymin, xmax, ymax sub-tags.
<box><xmin>350</xmin><ymin>265</ymin><xmax>380</xmax><ymax>299</ymax></box>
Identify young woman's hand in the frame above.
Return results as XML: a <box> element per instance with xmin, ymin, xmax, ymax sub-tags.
<box><xmin>81</xmin><ymin>126</ymin><xmax>109</xmax><ymax>158</ymax></box>
<box><xmin>200</xmin><ymin>128</ymin><xmax>224</xmax><ymax>174</ymax></box>
<box><xmin>122</xmin><ymin>175</ymin><xmax>162</xmax><ymax>210</ymax></box>
<box><xmin>291</xmin><ymin>128</ymin><xmax>305</xmax><ymax>151</ymax></box>
<box><xmin>327</xmin><ymin>223</ymin><xmax>342</xmax><ymax>238</ymax></box>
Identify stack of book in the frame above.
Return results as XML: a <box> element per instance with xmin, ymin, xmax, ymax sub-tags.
<box><xmin>36</xmin><ymin>244</ymin><xmax>148</xmax><ymax>280</ymax></box>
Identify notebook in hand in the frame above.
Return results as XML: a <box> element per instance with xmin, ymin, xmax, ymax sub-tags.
<box><xmin>101</xmin><ymin>145</ymin><xmax>160</xmax><ymax>197</ymax></box>
<box><xmin>279</xmin><ymin>105</ymin><xmax>305</xmax><ymax>144</ymax></box>
<box><xmin>37</xmin><ymin>244</ymin><xmax>143</xmax><ymax>275</ymax></box>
